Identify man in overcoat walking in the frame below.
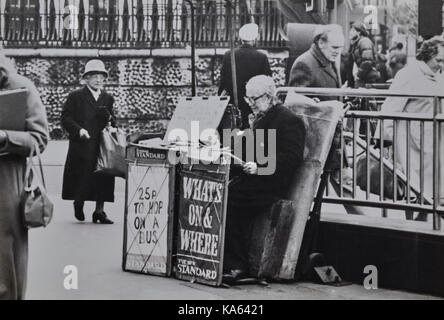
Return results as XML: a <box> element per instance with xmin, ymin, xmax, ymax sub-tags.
<box><xmin>218</xmin><ymin>23</ymin><xmax>272</xmax><ymax>129</ymax></box>
<box><xmin>288</xmin><ymin>24</ymin><xmax>344</xmax><ymax>99</ymax></box>
<box><xmin>61</xmin><ymin>59</ymin><xmax>116</xmax><ymax>224</ymax></box>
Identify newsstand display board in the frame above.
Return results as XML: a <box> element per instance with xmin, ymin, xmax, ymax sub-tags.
<box><xmin>175</xmin><ymin>162</ymin><xmax>230</xmax><ymax>287</ymax></box>
<box><xmin>122</xmin><ymin>144</ymin><xmax>175</xmax><ymax>277</ymax></box>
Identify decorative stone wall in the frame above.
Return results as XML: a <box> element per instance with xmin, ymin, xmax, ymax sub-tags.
<box><xmin>9</xmin><ymin>49</ymin><xmax>288</xmax><ymax>139</ymax></box>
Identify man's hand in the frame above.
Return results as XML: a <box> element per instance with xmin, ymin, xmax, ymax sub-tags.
<box><xmin>79</xmin><ymin>128</ymin><xmax>91</xmax><ymax>140</ymax></box>
<box><xmin>243</xmin><ymin>162</ymin><xmax>258</xmax><ymax>175</ymax></box>
<box><xmin>0</xmin><ymin>130</ymin><xmax>6</xmax><ymax>144</ymax></box>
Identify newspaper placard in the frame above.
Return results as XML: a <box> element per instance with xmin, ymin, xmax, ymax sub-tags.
<box><xmin>175</xmin><ymin>165</ymin><xmax>229</xmax><ymax>286</ymax></box>
<box><xmin>123</xmin><ymin>163</ymin><xmax>173</xmax><ymax>276</ymax></box>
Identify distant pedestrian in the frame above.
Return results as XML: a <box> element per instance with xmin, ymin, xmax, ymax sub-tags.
<box><xmin>379</xmin><ymin>36</ymin><xmax>444</xmax><ymax>221</ymax></box>
<box><xmin>347</xmin><ymin>21</ymin><xmax>380</xmax><ymax>88</ymax></box>
<box><xmin>219</xmin><ymin>23</ymin><xmax>272</xmax><ymax>129</ymax></box>
<box><xmin>375</xmin><ymin>42</ymin><xmax>391</xmax><ymax>83</ymax></box>
<box><xmin>288</xmin><ymin>24</ymin><xmax>344</xmax><ymax>99</ymax></box>
<box><xmin>0</xmin><ymin>49</ymin><xmax>49</xmax><ymax>299</ymax></box>
<box><xmin>61</xmin><ymin>59</ymin><xmax>116</xmax><ymax>224</ymax></box>
<box><xmin>388</xmin><ymin>42</ymin><xmax>407</xmax><ymax>78</ymax></box>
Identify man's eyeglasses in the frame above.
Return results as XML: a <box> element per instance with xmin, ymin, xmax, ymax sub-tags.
<box><xmin>244</xmin><ymin>92</ymin><xmax>269</xmax><ymax>104</ymax></box>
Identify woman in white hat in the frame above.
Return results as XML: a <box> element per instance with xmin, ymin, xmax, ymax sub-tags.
<box><xmin>61</xmin><ymin>59</ymin><xmax>116</xmax><ymax>224</ymax></box>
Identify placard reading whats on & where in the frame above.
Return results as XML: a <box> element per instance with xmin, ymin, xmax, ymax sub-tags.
<box><xmin>175</xmin><ymin>164</ymin><xmax>229</xmax><ymax>286</ymax></box>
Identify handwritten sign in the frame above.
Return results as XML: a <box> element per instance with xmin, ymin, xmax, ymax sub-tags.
<box><xmin>123</xmin><ymin>163</ymin><xmax>173</xmax><ymax>276</ymax></box>
<box><xmin>175</xmin><ymin>164</ymin><xmax>229</xmax><ymax>286</ymax></box>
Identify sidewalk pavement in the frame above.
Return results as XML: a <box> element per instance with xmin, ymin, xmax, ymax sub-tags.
<box><xmin>27</xmin><ymin>141</ymin><xmax>440</xmax><ymax>300</ymax></box>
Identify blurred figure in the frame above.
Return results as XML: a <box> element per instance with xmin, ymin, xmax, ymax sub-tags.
<box><xmin>388</xmin><ymin>42</ymin><xmax>407</xmax><ymax>78</ymax></box>
<box><xmin>380</xmin><ymin>36</ymin><xmax>444</xmax><ymax>221</ymax></box>
<box><xmin>347</xmin><ymin>21</ymin><xmax>380</xmax><ymax>88</ymax></box>
<box><xmin>0</xmin><ymin>50</ymin><xmax>49</xmax><ymax>299</ymax></box>
<box><xmin>375</xmin><ymin>42</ymin><xmax>391</xmax><ymax>83</ymax></box>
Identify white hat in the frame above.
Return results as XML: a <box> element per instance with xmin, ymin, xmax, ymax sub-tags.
<box><xmin>82</xmin><ymin>59</ymin><xmax>108</xmax><ymax>78</ymax></box>
<box><xmin>239</xmin><ymin>23</ymin><xmax>259</xmax><ymax>41</ymax></box>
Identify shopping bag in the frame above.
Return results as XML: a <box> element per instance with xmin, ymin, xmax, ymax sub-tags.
<box><xmin>20</xmin><ymin>142</ymin><xmax>54</xmax><ymax>229</ymax></box>
<box><xmin>95</xmin><ymin>127</ymin><xmax>127</xmax><ymax>178</ymax></box>
<box><xmin>356</xmin><ymin>153</ymin><xmax>405</xmax><ymax>200</ymax></box>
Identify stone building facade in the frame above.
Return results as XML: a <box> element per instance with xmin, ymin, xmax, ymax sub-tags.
<box><xmin>6</xmin><ymin>49</ymin><xmax>288</xmax><ymax>139</ymax></box>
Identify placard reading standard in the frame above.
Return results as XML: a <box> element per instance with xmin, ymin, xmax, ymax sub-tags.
<box><xmin>175</xmin><ymin>165</ymin><xmax>229</xmax><ymax>286</ymax></box>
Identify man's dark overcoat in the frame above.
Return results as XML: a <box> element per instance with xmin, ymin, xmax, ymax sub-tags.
<box><xmin>288</xmin><ymin>43</ymin><xmax>341</xmax><ymax>100</ymax></box>
<box><xmin>61</xmin><ymin>86</ymin><xmax>115</xmax><ymax>202</ymax></box>
<box><xmin>228</xmin><ymin>103</ymin><xmax>306</xmax><ymax>208</ymax></box>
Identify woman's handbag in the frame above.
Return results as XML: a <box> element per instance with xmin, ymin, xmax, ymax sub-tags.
<box><xmin>356</xmin><ymin>153</ymin><xmax>405</xmax><ymax>200</ymax></box>
<box><xmin>95</xmin><ymin>127</ymin><xmax>127</xmax><ymax>178</ymax></box>
<box><xmin>20</xmin><ymin>142</ymin><xmax>54</xmax><ymax>229</ymax></box>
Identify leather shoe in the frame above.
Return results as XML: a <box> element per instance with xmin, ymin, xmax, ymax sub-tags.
<box><xmin>92</xmin><ymin>211</ymin><xmax>114</xmax><ymax>224</ymax></box>
<box><xmin>74</xmin><ymin>203</ymin><xmax>85</xmax><ymax>222</ymax></box>
<box><xmin>222</xmin><ymin>269</ymin><xmax>247</xmax><ymax>284</ymax></box>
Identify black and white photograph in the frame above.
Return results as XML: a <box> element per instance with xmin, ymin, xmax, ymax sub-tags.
<box><xmin>1</xmin><ymin>0</ymin><xmax>444</xmax><ymax>305</ymax></box>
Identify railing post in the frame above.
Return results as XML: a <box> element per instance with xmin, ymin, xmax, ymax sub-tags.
<box><xmin>0</xmin><ymin>0</ymin><xmax>6</xmax><ymax>41</ymax></box>
<box><xmin>393</xmin><ymin>119</ymin><xmax>398</xmax><ymax>203</ymax></box>
<box><xmin>406</xmin><ymin>121</ymin><xmax>411</xmax><ymax>204</ymax></box>
<box><xmin>225</xmin><ymin>0</ymin><xmax>238</xmax><ymax>108</ymax></box>
<box><xmin>379</xmin><ymin>119</ymin><xmax>387</xmax><ymax>218</ymax></box>
<box><xmin>433</xmin><ymin>96</ymin><xmax>441</xmax><ymax>231</ymax></box>
<box><xmin>84</xmin><ymin>0</ymin><xmax>90</xmax><ymax>42</ymax></box>
<box><xmin>184</xmin><ymin>0</ymin><xmax>195</xmax><ymax>97</ymax></box>
<box><xmin>352</xmin><ymin>117</ymin><xmax>357</xmax><ymax>198</ymax></box>
<box><xmin>366</xmin><ymin>118</ymin><xmax>370</xmax><ymax>200</ymax></box>
<box><xmin>141</xmin><ymin>0</ymin><xmax>149</xmax><ymax>42</ymax></box>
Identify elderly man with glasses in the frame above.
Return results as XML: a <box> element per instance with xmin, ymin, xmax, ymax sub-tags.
<box><xmin>223</xmin><ymin>75</ymin><xmax>306</xmax><ymax>283</ymax></box>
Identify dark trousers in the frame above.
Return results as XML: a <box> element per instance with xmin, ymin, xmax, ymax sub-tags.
<box><xmin>223</xmin><ymin>203</ymin><xmax>269</xmax><ymax>274</ymax></box>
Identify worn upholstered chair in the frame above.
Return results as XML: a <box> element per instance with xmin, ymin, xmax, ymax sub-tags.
<box><xmin>249</xmin><ymin>92</ymin><xmax>344</xmax><ymax>280</ymax></box>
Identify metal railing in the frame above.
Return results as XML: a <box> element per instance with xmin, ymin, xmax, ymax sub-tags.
<box><xmin>0</xmin><ymin>0</ymin><xmax>287</xmax><ymax>49</ymax></box>
<box><xmin>277</xmin><ymin>87</ymin><xmax>444</xmax><ymax>231</ymax></box>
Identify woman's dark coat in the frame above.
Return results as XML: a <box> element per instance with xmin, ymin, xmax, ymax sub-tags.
<box><xmin>61</xmin><ymin>86</ymin><xmax>115</xmax><ymax>202</ymax></box>
<box><xmin>0</xmin><ymin>72</ymin><xmax>49</xmax><ymax>299</ymax></box>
